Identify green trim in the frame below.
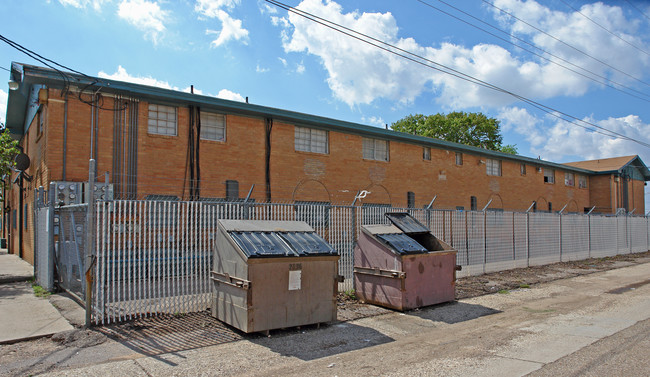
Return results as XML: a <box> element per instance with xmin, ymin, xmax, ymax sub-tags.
<box><xmin>5</xmin><ymin>62</ymin><xmax>636</xmax><ymax>176</ymax></box>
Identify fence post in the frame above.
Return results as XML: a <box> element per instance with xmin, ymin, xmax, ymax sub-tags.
<box><xmin>559</xmin><ymin>213</ymin><xmax>563</xmax><ymax>262</ymax></box>
<box><xmin>526</xmin><ymin>212</ymin><xmax>530</xmax><ymax>267</ymax></box>
<box><xmin>588</xmin><ymin>214</ymin><xmax>592</xmax><ymax>259</ymax></box>
<box><xmin>85</xmin><ymin>159</ymin><xmax>96</xmax><ymax>328</ymax></box>
<box><xmin>483</xmin><ymin>211</ymin><xmax>487</xmax><ymax>274</ymax></box>
<box><xmin>47</xmin><ymin>183</ymin><xmax>55</xmax><ymax>291</ymax></box>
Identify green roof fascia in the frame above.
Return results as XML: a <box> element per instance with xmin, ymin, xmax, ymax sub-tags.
<box><xmin>589</xmin><ymin>156</ymin><xmax>650</xmax><ymax>181</ymax></box>
<box><xmin>14</xmin><ymin>62</ymin><xmax>596</xmax><ymax>175</ymax></box>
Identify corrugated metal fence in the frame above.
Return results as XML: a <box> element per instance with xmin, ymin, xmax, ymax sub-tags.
<box><xmin>88</xmin><ymin>200</ymin><xmax>649</xmax><ymax>324</ymax></box>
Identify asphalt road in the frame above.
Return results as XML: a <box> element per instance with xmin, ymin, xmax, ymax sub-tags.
<box><xmin>25</xmin><ymin>261</ymin><xmax>648</xmax><ymax>376</ymax></box>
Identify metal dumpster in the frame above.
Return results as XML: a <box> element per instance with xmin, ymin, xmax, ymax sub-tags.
<box><xmin>354</xmin><ymin>212</ymin><xmax>458</xmax><ymax>311</ymax></box>
<box><xmin>211</xmin><ymin>220</ymin><xmax>340</xmax><ymax>333</ymax></box>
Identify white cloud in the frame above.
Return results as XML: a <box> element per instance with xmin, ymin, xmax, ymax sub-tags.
<box><xmin>205</xmin><ymin>12</ymin><xmax>249</xmax><ymax>47</ymax></box>
<box><xmin>278</xmin><ymin>57</ymin><xmax>288</xmax><ymax>67</ymax></box>
<box><xmin>217</xmin><ymin>89</ymin><xmax>245</xmax><ymax>102</ymax></box>
<box><xmin>117</xmin><ymin>0</ymin><xmax>168</xmax><ymax>44</ymax></box>
<box><xmin>499</xmin><ymin>107</ymin><xmax>650</xmax><ymax>163</ymax></box>
<box><xmin>0</xmin><ymin>89</ymin><xmax>8</xmax><ymax>126</ymax></box>
<box><xmin>361</xmin><ymin>115</ymin><xmax>385</xmax><ymax>128</ymax></box>
<box><xmin>296</xmin><ymin>62</ymin><xmax>305</xmax><ymax>74</ymax></box>
<box><xmin>196</xmin><ymin>0</ymin><xmax>249</xmax><ymax>47</ymax></box>
<box><xmin>256</xmin><ymin>64</ymin><xmax>269</xmax><ymax>73</ymax></box>
<box><xmin>98</xmin><ymin>65</ymin><xmax>174</xmax><ymax>89</ymax></box>
<box><xmin>277</xmin><ymin>0</ymin><xmax>650</xmax><ymax>109</ymax></box>
<box><xmin>97</xmin><ymin>66</ymin><xmax>244</xmax><ymax>101</ymax></box>
<box><xmin>57</xmin><ymin>0</ymin><xmax>107</xmax><ymax>11</ymax></box>
<box><xmin>260</xmin><ymin>2</ymin><xmax>278</xmax><ymax>15</ymax></box>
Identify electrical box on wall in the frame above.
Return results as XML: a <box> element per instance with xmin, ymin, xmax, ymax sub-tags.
<box><xmin>84</xmin><ymin>182</ymin><xmax>114</xmax><ymax>202</ymax></box>
<box><xmin>53</xmin><ymin>181</ymin><xmax>83</xmax><ymax>206</ymax></box>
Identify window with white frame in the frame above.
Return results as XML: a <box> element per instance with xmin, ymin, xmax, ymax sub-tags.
<box><xmin>544</xmin><ymin>168</ymin><xmax>555</xmax><ymax>184</ymax></box>
<box><xmin>565</xmin><ymin>172</ymin><xmax>575</xmax><ymax>186</ymax></box>
<box><xmin>295</xmin><ymin>126</ymin><xmax>328</xmax><ymax>154</ymax></box>
<box><xmin>200</xmin><ymin>112</ymin><xmax>226</xmax><ymax>141</ymax></box>
<box><xmin>362</xmin><ymin>138</ymin><xmax>389</xmax><ymax>161</ymax></box>
<box><xmin>423</xmin><ymin>147</ymin><xmax>431</xmax><ymax>161</ymax></box>
<box><xmin>486</xmin><ymin>159</ymin><xmax>501</xmax><ymax>176</ymax></box>
<box><xmin>578</xmin><ymin>175</ymin><xmax>587</xmax><ymax>189</ymax></box>
<box><xmin>148</xmin><ymin>104</ymin><xmax>177</xmax><ymax>136</ymax></box>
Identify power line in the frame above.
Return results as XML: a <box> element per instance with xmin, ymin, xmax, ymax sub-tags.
<box><xmin>623</xmin><ymin>0</ymin><xmax>650</xmax><ymax>23</ymax></box>
<box><xmin>264</xmin><ymin>0</ymin><xmax>650</xmax><ymax>149</ymax></box>
<box><xmin>558</xmin><ymin>0</ymin><xmax>650</xmax><ymax>58</ymax></box>
<box><xmin>416</xmin><ymin>0</ymin><xmax>650</xmax><ymax>103</ymax></box>
<box><xmin>0</xmin><ymin>66</ymin><xmax>9</xmax><ymax>73</ymax></box>
<box><xmin>481</xmin><ymin>0</ymin><xmax>650</xmax><ymax>89</ymax></box>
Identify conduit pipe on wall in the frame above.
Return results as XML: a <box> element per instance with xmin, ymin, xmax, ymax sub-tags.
<box><xmin>62</xmin><ymin>92</ymin><xmax>68</xmax><ymax>180</ymax></box>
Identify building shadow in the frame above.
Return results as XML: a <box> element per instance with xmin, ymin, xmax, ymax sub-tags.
<box><xmin>405</xmin><ymin>300</ymin><xmax>501</xmax><ymax>324</ymax></box>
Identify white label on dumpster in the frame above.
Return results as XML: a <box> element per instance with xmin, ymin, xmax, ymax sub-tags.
<box><xmin>289</xmin><ymin>270</ymin><xmax>302</xmax><ymax>290</ymax></box>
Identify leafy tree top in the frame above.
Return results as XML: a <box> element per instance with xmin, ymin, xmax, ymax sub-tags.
<box><xmin>0</xmin><ymin>125</ymin><xmax>19</xmax><ymax>188</ymax></box>
<box><xmin>391</xmin><ymin>112</ymin><xmax>517</xmax><ymax>154</ymax></box>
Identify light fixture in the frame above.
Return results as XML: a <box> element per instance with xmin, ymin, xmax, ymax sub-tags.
<box><xmin>8</xmin><ymin>80</ymin><xmax>19</xmax><ymax>91</ymax></box>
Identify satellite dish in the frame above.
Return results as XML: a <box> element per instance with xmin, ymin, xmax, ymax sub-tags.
<box><xmin>14</xmin><ymin>153</ymin><xmax>30</xmax><ymax>171</ymax></box>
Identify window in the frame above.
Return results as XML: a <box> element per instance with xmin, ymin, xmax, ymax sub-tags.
<box><xmin>486</xmin><ymin>159</ymin><xmax>501</xmax><ymax>176</ymax></box>
<box><xmin>37</xmin><ymin>108</ymin><xmax>45</xmax><ymax>136</ymax></box>
<box><xmin>362</xmin><ymin>138</ymin><xmax>389</xmax><ymax>161</ymax></box>
<box><xmin>295</xmin><ymin>126</ymin><xmax>328</xmax><ymax>154</ymax></box>
<box><xmin>532</xmin><ymin>201</ymin><xmax>537</xmax><ymax>212</ymax></box>
<box><xmin>12</xmin><ymin>209</ymin><xmax>16</xmax><ymax>229</ymax></box>
<box><xmin>470</xmin><ymin>196</ymin><xmax>477</xmax><ymax>211</ymax></box>
<box><xmin>24</xmin><ymin>204</ymin><xmax>28</xmax><ymax>229</ymax></box>
<box><xmin>565</xmin><ymin>172</ymin><xmax>574</xmax><ymax>186</ymax></box>
<box><xmin>455</xmin><ymin>152</ymin><xmax>463</xmax><ymax>165</ymax></box>
<box><xmin>148</xmin><ymin>104</ymin><xmax>177</xmax><ymax>136</ymax></box>
<box><xmin>200</xmin><ymin>112</ymin><xmax>226</xmax><ymax>141</ymax></box>
<box><xmin>578</xmin><ymin>175</ymin><xmax>587</xmax><ymax>189</ymax></box>
<box><xmin>407</xmin><ymin>191</ymin><xmax>415</xmax><ymax>208</ymax></box>
<box><xmin>226</xmin><ymin>180</ymin><xmax>239</xmax><ymax>201</ymax></box>
<box><xmin>548</xmin><ymin>202</ymin><xmax>552</xmax><ymax>212</ymax></box>
<box><xmin>423</xmin><ymin>147</ymin><xmax>431</xmax><ymax>161</ymax></box>
<box><xmin>456</xmin><ymin>206</ymin><xmax>465</xmax><ymax>211</ymax></box>
<box><xmin>520</xmin><ymin>163</ymin><xmax>526</xmax><ymax>176</ymax></box>
<box><xmin>543</xmin><ymin>168</ymin><xmax>555</xmax><ymax>184</ymax></box>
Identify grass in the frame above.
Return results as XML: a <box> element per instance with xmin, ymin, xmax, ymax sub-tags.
<box><xmin>32</xmin><ymin>283</ymin><xmax>51</xmax><ymax>298</ymax></box>
<box><xmin>343</xmin><ymin>289</ymin><xmax>357</xmax><ymax>300</ymax></box>
<box><xmin>519</xmin><ymin>283</ymin><xmax>530</xmax><ymax>289</ymax></box>
<box><xmin>497</xmin><ymin>289</ymin><xmax>510</xmax><ymax>294</ymax></box>
<box><xmin>522</xmin><ymin>306</ymin><xmax>556</xmax><ymax>314</ymax></box>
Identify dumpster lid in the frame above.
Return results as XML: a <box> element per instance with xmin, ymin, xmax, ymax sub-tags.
<box><xmin>385</xmin><ymin>212</ymin><xmax>429</xmax><ymax>234</ymax></box>
<box><xmin>280</xmin><ymin>232</ymin><xmax>337</xmax><ymax>256</ymax></box>
<box><xmin>230</xmin><ymin>231</ymin><xmax>297</xmax><ymax>258</ymax></box>
<box><xmin>376</xmin><ymin>233</ymin><xmax>428</xmax><ymax>254</ymax></box>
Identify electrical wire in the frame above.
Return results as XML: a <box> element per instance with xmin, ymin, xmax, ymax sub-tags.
<box><xmin>558</xmin><ymin>0</ymin><xmax>650</xmax><ymax>58</ymax></box>
<box><xmin>0</xmin><ymin>33</ymin><xmax>126</xmax><ymax>111</ymax></box>
<box><xmin>0</xmin><ymin>66</ymin><xmax>10</xmax><ymax>73</ymax></box>
<box><xmin>265</xmin><ymin>0</ymin><xmax>650</xmax><ymax>149</ymax></box>
<box><xmin>623</xmin><ymin>0</ymin><xmax>650</xmax><ymax>23</ymax></box>
<box><xmin>416</xmin><ymin>0</ymin><xmax>650</xmax><ymax>103</ymax></box>
<box><xmin>481</xmin><ymin>0</ymin><xmax>650</xmax><ymax>88</ymax></box>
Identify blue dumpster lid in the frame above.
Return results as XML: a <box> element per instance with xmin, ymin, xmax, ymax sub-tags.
<box><xmin>385</xmin><ymin>212</ymin><xmax>430</xmax><ymax>234</ymax></box>
<box><xmin>229</xmin><ymin>231</ymin><xmax>337</xmax><ymax>258</ymax></box>
<box><xmin>376</xmin><ymin>233</ymin><xmax>428</xmax><ymax>254</ymax></box>
<box><xmin>230</xmin><ymin>231</ymin><xmax>297</xmax><ymax>258</ymax></box>
<box><xmin>280</xmin><ymin>232</ymin><xmax>337</xmax><ymax>256</ymax></box>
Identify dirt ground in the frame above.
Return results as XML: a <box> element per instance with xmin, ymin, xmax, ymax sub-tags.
<box><xmin>1</xmin><ymin>251</ymin><xmax>650</xmax><ymax>376</ymax></box>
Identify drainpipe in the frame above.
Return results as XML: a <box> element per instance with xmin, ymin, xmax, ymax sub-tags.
<box><xmin>62</xmin><ymin>92</ymin><xmax>68</xmax><ymax>180</ymax></box>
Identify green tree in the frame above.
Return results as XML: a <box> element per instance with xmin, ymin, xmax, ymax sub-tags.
<box><xmin>391</xmin><ymin>112</ymin><xmax>517</xmax><ymax>154</ymax></box>
<box><xmin>0</xmin><ymin>124</ymin><xmax>19</xmax><ymax>188</ymax></box>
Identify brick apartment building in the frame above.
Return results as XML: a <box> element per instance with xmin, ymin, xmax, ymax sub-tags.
<box><xmin>4</xmin><ymin>62</ymin><xmax>650</xmax><ymax>264</ymax></box>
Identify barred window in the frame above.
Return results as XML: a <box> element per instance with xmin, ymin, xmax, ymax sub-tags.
<box><xmin>578</xmin><ymin>175</ymin><xmax>587</xmax><ymax>189</ymax></box>
<box><xmin>544</xmin><ymin>168</ymin><xmax>555</xmax><ymax>184</ymax></box>
<box><xmin>455</xmin><ymin>152</ymin><xmax>463</xmax><ymax>165</ymax></box>
<box><xmin>423</xmin><ymin>147</ymin><xmax>431</xmax><ymax>161</ymax></box>
<box><xmin>565</xmin><ymin>172</ymin><xmax>575</xmax><ymax>186</ymax></box>
<box><xmin>486</xmin><ymin>159</ymin><xmax>501</xmax><ymax>176</ymax></box>
<box><xmin>148</xmin><ymin>104</ymin><xmax>177</xmax><ymax>136</ymax></box>
<box><xmin>295</xmin><ymin>126</ymin><xmax>328</xmax><ymax>154</ymax></box>
<box><xmin>520</xmin><ymin>163</ymin><xmax>526</xmax><ymax>176</ymax></box>
<box><xmin>362</xmin><ymin>138</ymin><xmax>389</xmax><ymax>161</ymax></box>
<box><xmin>200</xmin><ymin>112</ymin><xmax>226</xmax><ymax>141</ymax></box>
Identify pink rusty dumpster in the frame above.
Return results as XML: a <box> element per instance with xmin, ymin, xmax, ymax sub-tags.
<box><xmin>354</xmin><ymin>212</ymin><xmax>458</xmax><ymax>311</ymax></box>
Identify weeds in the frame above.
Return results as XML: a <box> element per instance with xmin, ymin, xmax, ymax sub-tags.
<box><xmin>32</xmin><ymin>283</ymin><xmax>51</xmax><ymax>298</ymax></box>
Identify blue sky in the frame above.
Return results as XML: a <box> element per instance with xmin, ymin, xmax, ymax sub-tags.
<box><xmin>2</xmin><ymin>0</ymin><xmax>650</xmax><ymax>211</ymax></box>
